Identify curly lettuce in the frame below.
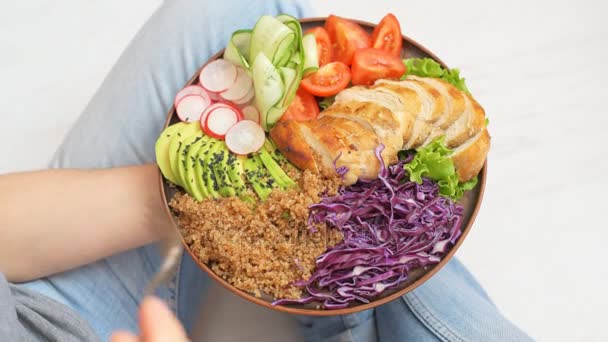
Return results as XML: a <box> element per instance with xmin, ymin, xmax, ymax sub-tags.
<box><xmin>318</xmin><ymin>96</ymin><xmax>335</xmax><ymax>110</ymax></box>
<box><xmin>403</xmin><ymin>137</ymin><xmax>477</xmax><ymax>201</ymax></box>
<box><xmin>402</xmin><ymin>58</ymin><xmax>469</xmax><ymax>94</ymax></box>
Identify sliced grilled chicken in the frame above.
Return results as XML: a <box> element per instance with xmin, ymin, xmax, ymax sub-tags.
<box><xmin>301</xmin><ymin>116</ymin><xmax>382</xmax><ymax>185</ymax></box>
<box><xmin>270</xmin><ymin>120</ymin><xmax>318</xmax><ymax>172</ymax></box>
<box><xmin>334</xmin><ymin>86</ymin><xmax>414</xmax><ymax>143</ymax></box>
<box><xmin>320</xmin><ymin>101</ymin><xmax>403</xmax><ymax>163</ymax></box>
<box><xmin>444</xmin><ymin>94</ymin><xmax>486</xmax><ymax>148</ymax></box>
<box><xmin>406</xmin><ymin>75</ymin><xmax>467</xmax><ymax>146</ymax></box>
<box><xmin>451</xmin><ymin>128</ymin><xmax>491</xmax><ymax>182</ymax></box>
<box><xmin>374</xmin><ymin>79</ymin><xmax>443</xmax><ymax>149</ymax></box>
<box><xmin>270</xmin><ymin>75</ymin><xmax>490</xmax><ymax>186</ymax></box>
<box><xmin>406</xmin><ymin>75</ymin><xmax>465</xmax><ymax>129</ymax></box>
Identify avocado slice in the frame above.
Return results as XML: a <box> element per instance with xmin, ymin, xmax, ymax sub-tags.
<box><xmin>184</xmin><ymin>135</ymin><xmax>210</xmax><ymax>201</ymax></box>
<box><xmin>265</xmin><ymin>138</ymin><xmax>289</xmax><ymax>166</ymax></box>
<box><xmin>243</xmin><ymin>154</ymin><xmax>276</xmax><ymax>200</ymax></box>
<box><xmin>196</xmin><ymin>138</ymin><xmax>219</xmax><ymax>199</ymax></box>
<box><xmin>225</xmin><ymin>153</ymin><xmax>248</xmax><ymax>195</ymax></box>
<box><xmin>203</xmin><ymin>140</ymin><xmax>233</xmax><ymax>198</ymax></box>
<box><xmin>155</xmin><ymin>124</ymin><xmax>183</xmax><ymax>185</ymax></box>
<box><xmin>258</xmin><ymin>145</ymin><xmax>296</xmax><ymax>189</ymax></box>
<box><xmin>177</xmin><ymin>133</ymin><xmax>203</xmax><ymax>195</ymax></box>
<box><xmin>210</xmin><ymin>142</ymin><xmax>236</xmax><ymax>197</ymax></box>
<box><xmin>168</xmin><ymin>122</ymin><xmax>201</xmax><ymax>186</ymax></box>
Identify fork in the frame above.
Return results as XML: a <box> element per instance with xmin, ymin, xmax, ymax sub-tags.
<box><xmin>144</xmin><ymin>233</ymin><xmax>184</xmax><ymax>297</ymax></box>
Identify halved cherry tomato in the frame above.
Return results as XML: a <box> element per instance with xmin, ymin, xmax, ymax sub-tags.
<box><xmin>371</xmin><ymin>13</ymin><xmax>403</xmax><ymax>57</ymax></box>
<box><xmin>280</xmin><ymin>88</ymin><xmax>320</xmax><ymax>122</ymax></box>
<box><xmin>306</xmin><ymin>27</ymin><xmax>333</xmax><ymax>66</ymax></box>
<box><xmin>325</xmin><ymin>15</ymin><xmax>371</xmax><ymax>65</ymax></box>
<box><xmin>351</xmin><ymin>48</ymin><xmax>406</xmax><ymax>86</ymax></box>
<box><xmin>300</xmin><ymin>61</ymin><xmax>351</xmax><ymax>97</ymax></box>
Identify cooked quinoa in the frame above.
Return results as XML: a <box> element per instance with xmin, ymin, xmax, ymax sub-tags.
<box><xmin>170</xmin><ymin>170</ymin><xmax>342</xmax><ymax>300</ymax></box>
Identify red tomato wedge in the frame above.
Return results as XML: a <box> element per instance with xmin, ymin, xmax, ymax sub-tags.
<box><xmin>300</xmin><ymin>61</ymin><xmax>351</xmax><ymax>97</ymax></box>
<box><xmin>280</xmin><ymin>88</ymin><xmax>320</xmax><ymax>122</ymax></box>
<box><xmin>371</xmin><ymin>13</ymin><xmax>403</xmax><ymax>57</ymax></box>
<box><xmin>306</xmin><ymin>27</ymin><xmax>333</xmax><ymax>66</ymax></box>
<box><xmin>325</xmin><ymin>15</ymin><xmax>371</xmax><ymax>65</ymax></box>
<box><xmin>351</xmin><ymin>48</ymin><xmax>406</xmax><ymax>86</ymax></box>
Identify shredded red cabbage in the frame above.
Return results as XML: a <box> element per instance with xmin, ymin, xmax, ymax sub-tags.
<box><xmin>272</xmin><ymin>145</ymin><xmax>464</xmax><ymax>309</ymax></box>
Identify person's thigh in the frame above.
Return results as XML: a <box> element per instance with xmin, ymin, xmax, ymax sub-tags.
<box><xmin>378</xmin><ymin>258</ymin><xmax>532</xmax><ymax>342</ymax></box>
<box><xmin>297</xmin><ymin>258</ymin><xmax>532</xmax><ymax>342</ymax></box>
<box><xmin>50</xmin><ymin>0</ymin><xmax>313</xmax><ymax>170</ymax></box>
<box><xmin>20</xmin><ymin>0</ymin><xmax>313</xmax><ymax>340</ymax></box>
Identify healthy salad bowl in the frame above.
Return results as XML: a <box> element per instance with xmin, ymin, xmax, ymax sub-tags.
<box><xmin>156</xmin><ymin>14</ymin><xmax>489</xmax><ymax>315</ymax></box>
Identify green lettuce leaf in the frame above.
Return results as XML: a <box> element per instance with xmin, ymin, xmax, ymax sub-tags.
<box><xmin>401</xmin><ymin>58</ymin><xmax>469</xmax><ymax>94</ymax></box>
<box><xmin>404</xmin><ymin>137</ymin><xmax>477</xmax><ymax>201</ymax></box>
<box><xmin>318</xmin><ymin>96</ymin><xmax>335</xmax><ymax>110</ymax></box>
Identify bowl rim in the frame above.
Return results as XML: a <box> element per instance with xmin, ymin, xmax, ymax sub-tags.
<box><xmin>158</xmin><ymin>16</ymin><xmax>487</xmax><ymax>316</ymax></box>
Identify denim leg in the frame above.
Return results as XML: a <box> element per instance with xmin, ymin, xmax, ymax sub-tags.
<box><xmin>300</xmin><ymin>258</ymin><xmax>532</xmax><ymax>342</ymax></box>
<box><xmin>15</xmin><ymin>1</ymin><xmax>530</xmax><ymax>340</ymax></box>
<box><xmin>18</xmin><ymin>0</ymin><xmax>314</xmax><ymax>340</ymax></box>
<box><xmin>379</xmin><ymin>258</ymin><xmax>533</xmax><ymax>342</ymax></box>
<box><xmin>297</xmin><ymin>309</ymin><xmax>378</xmax><ymax>342</ymax></box>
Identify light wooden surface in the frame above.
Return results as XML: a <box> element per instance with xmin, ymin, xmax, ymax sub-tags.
<box><xmin>1</xmin><ymin>1</ymin><xmax>606</xmax><ymax>341</ymax></box>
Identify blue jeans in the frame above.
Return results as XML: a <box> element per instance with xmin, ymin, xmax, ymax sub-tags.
<box><xmin>19</xmin><ymin>1</ymin><xmax>532</xmax><ymax>341</ymax></box>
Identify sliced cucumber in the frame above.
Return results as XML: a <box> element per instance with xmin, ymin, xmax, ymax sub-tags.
<box><xmin>233</xmin><ymin>14</ymin><xmax>306</xmax><ymax>131</ymax></box>
<box><xmin>250</xmin><ymin>16</ymin><xmax>295</xmax><ymax>66</ymax></box>
<box><xmin>224</xmin><ymin>29</ymin><xmax>252</xmax><ymax>69</ymax></box>
<box><xmin>275</xmin><ymin>14</ymin><xmax>301</xmax><ymax>34</ymax></box>
<box><xmin>302</xmin><ymin>33</ymin><xmax>319</xmax><ymax>76</ymax></box>
<box><xmin>264</xmin><ymin>67</ymin><xmax>301</xmax><ymax>130</ymax></box>
<box><xmin>279</xmin><ymin>67</ymin><xmax>299</xmax><ymax>108</ymax></box>
<box><xmin>252</xmin><ymin>53</ymin><xmax>284</xmax><ymax>130</ymax></box>
<box><xmin>273</xmin><ymin>35</ymin><xmax>296</xmax><ymax>67</ymax></box>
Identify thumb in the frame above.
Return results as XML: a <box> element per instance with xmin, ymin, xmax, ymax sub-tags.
<box><xmin>139</xmin><ymin>296</ymin><xmax>189</xmax><ymax>342</ymax></box>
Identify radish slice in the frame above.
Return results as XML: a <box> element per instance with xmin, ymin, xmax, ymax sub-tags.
<box><xmin>220</xmin><ymin>67</ymin><xmax>253</xmax><ymax>101</ymax></box>
<box><xmin>199</xmin><ymin>59</ymin><xmax>238</xmax><ymax>93</ymax></box>
<box><xmin>241</xmin><ymin>105</ymin><xmax>260</xmax><ymax>124</ymax></box>
<box><xmin>204</xmin><ymin>106</ymin><xmax>242</xmax><ymax>139</ymax></box>
<box><xmin>225</xmin><ymin>120</ymin><xmax>266</xmax><ymax>155</ymax></box>
<box><xmin>176</xmin><ymin>95</ymin><xmax>210</xmax><ymax>122</ymax></box>
<box><xmin>232</xmin><ymin>85</ymin><xmax>255</xmax><ymax>105</ymax></box>
<box><xmin>208</xmin><ymin>91</ymin><xmax>221</xmax><ymax>101</ymax></box>
<box><xmin>174</xmin><ymin>85</ymin><xmax>209</xmax><ymax>108</ymax></box>
<box><xmin>199</xmin><ymin>103</ymin><xmax>228</xmax><ymax>130</ymax></box>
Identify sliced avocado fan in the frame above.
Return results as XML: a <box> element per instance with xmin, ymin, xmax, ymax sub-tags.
<box><xmin>157</xmin><ymin>123</ymin><xmax>297</xmax><ymax>202</ymax></box>
<box><xmin>184</xmin><ymin>135</ymin><xmax>210</xmax><ymax>201</ymax></box>
<box><xmin>258</xmin><ymin>145</ymin><xmax>296</xmax><ymax>189</ymax></box>
<box><xmin>167</xmin><ymin>122</ymin><xmax>201</xmax><ymax>187</ymax></box>
<box><xmin>155</xmin><ymin>123</ymin><xmax>182</xmax><ymax>185</ymax></box>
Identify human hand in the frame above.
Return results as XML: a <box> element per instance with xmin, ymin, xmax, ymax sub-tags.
<box><xmin>110</xmin><ymin>296</ymin><xmax>189</xmax><ymax>342</ymax></box>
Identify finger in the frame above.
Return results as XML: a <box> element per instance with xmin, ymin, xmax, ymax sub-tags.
<box><xmin>110</xmin><ymin>331</ymin><xmax>140</xmax><ymax>342</ymax></box>
<box><xmin>139</xmin><ymin>296</ymin><xmax>189</xmax><ymax>342</ymax></box>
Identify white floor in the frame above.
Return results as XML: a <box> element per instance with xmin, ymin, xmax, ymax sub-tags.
<box><xmin>1</xmin><ymin>1</ymin><xmax>607</xmax><ymax>341</ymax></box>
